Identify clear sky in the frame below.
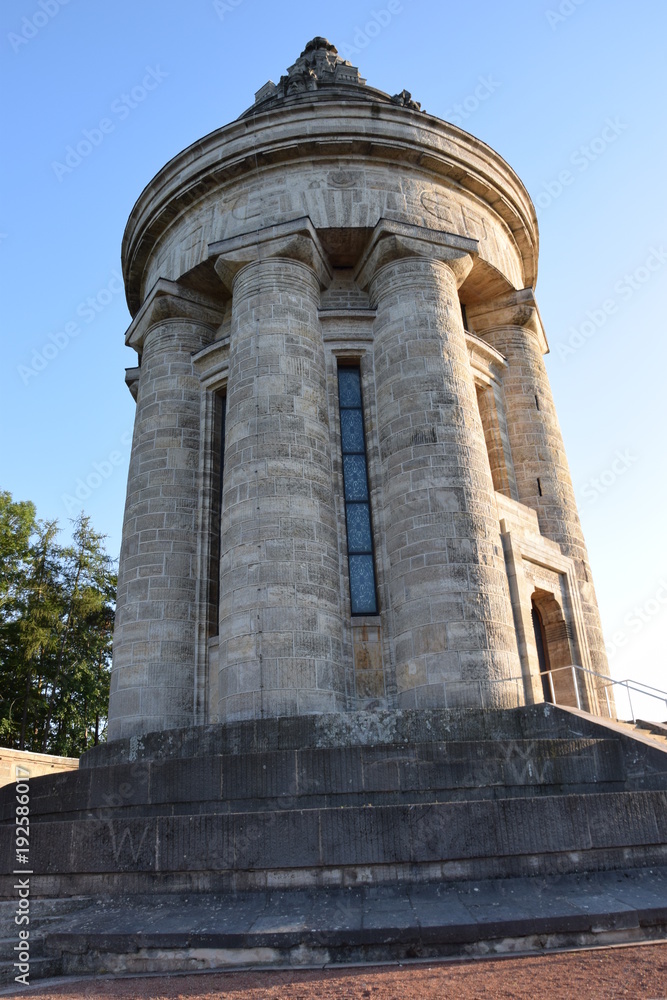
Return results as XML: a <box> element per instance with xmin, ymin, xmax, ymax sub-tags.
<box><xmin>1</xmin><ymin>0</ymin><xmax>665</xmax><ymax>717</ymax></box>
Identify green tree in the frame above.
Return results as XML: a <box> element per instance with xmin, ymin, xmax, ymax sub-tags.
<box><xmin>0</xmin><ymin>493</ymin><xmax>116</xmax><ymax>756</ymax></box>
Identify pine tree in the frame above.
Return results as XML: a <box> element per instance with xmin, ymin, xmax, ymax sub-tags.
<box><xmin>0</xmin><ymin>493</ymin><xmax>116</xmax><ymax>756</ymax></box>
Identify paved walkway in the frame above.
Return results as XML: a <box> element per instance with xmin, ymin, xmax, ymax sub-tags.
<box><xmin>3</xmin><ymin>943</ymin><xmax>667</xmax><ymax>999</ymax></box>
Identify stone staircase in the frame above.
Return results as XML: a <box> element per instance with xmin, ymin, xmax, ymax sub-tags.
<box><xmin>614</xmin><ymin>718</ymin><xmax>667</xmax><ymax>748</ymax></box>
<box><xmin>0</xmin><ymin>898</ymin><xmax>88</xmax><ymax>987</ymax></box>
<box><xmin>0</xmin><ymin>703</ymin><xmax>666</xmax><ymax>980</ymax></box>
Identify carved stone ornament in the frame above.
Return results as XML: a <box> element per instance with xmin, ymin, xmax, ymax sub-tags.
<box><xmin>250</xmin><ymin>36</ymin><xmax>366</xmax><ymax>110</ymax></box>
<box><xmin>247</xmin><ymin>38</ymin><xmax>424</xmax><ymax>117</ymax></box>
<box><xmin>391</xmin><ymin>89</ymin><xmax>422</xmax><ymax>111</ymax></box>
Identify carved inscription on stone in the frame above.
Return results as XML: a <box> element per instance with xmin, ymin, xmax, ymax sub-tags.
<box><xmin>328</xmin><ymin>170</ymin><xmax>363</xmax><ymax>188</ymax></box>
<box><xmin>420</xmin><ymin>190</ymin><xmax>455</xmax><ymax>223</ymax></box>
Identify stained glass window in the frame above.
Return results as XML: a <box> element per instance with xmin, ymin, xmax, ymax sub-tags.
<box><xmin>337</xmin><ymin>367</ymin><xmax>378</xmax><ymax>615</ymax></box>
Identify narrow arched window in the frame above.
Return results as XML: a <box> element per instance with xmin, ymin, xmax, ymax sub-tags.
<box><xmin>337</xmin><ymin>366</ymin><xmax>378</xmax><ymax>615</ymax></box>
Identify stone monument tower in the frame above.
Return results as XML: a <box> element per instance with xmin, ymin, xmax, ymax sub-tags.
<box><xmin>110</xmin><ymin>36</ymin><xmax>610</xmax><ymax>741</ymax></box>
<box><xmin>4</xmin><ymin>40</ymin><xmax>665</xmax><ymax>980</ymax></box>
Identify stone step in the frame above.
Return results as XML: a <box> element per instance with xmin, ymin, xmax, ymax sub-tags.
<box><xmin>2</xmin><ymin>706</ymin><xmax>666</xmax><ymax>910</ymax></box>
<box><xmin>0</xmin><ymin>955</ymin><xmax>61</xmax><ymax>987</ymax></box>
<box><xmin>0</xmin><ymin>902</ymin><xmax>90</xmax><ymax>965</ymax></box>
<box><xmin>610</xmin><ymin>719</ymin><xmax>667</xmax><ymax>747</ymax></box>
<box><xmin>0</xmin><ymin>898</ymin><xmax>87</xmax><ymax>924</ymax></box>
<box><xmin>5</xmin><ymin>706</ymin><xmax>667</xmax><ymax>828</ymax></box>
<box><xmin>637</xmin><ymin>719</ymin><xmax>667</xmax><ymax>734</ymax></box>
<box><xmin>77</xmin><ymin>705</ymin><xmax>606</xmax><ymax>768</ymax></box>
<box><xmin>0</xmin><ymin>899</ymin><xmax>92</xmax><ymax>984</ymax></box>
<box><xmin>634</xmin><ymin>720</ymin><xmax>667</xmax><ymax>744</ymax></box>
<box><xmin>2</xmin><ymin>737</ymin><xmax>643</xmax><ymax>824</ymax></box>
<box><xmin>26</xmin><ymin>867</ymin><xmax>667</xmax><ymax>979</ymax></box>
<box><xmin>0</xmin><ymin>934</ymin><xmax>46</xmax><ymax>963</ymax></box>
<box><xmin>2</xmin><ymin>788</ymin><xmax>666</xmax><ymax>900</ymax></box>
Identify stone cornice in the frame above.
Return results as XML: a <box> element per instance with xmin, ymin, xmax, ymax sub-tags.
<box><xmin>191</xmin><ymin>337</ymin><xmax>230</xmax><ymax>389</ymax></box>
<box><xmin>466</xmin><ymin>288</ymin><xmax>549</xmax><ymax>355</ymax></box>
<box><xmin>124</xmin><ymin>279</ymin><xmax>226</xmax><ymax>351</ymax></box>
<box><xmin>124</xmin><ymin>366</ymin><xmax>140</xmax><ymax>401</ymax></box>
<box><xmin>121</xmin><ymin>104</ymin><xmax>539</xmax><ymax>315</ymax></box>
<box><xmin>355</xmin><ymin>219</ymin><xmax>478</xmax><ymax>291</ymax></box>
<box><xmin>465</xmin><ymin>330</ymin><xmax>508</xmax><ymax>380</ymax></box>
<box><xmin>210</xmin><ymin>217</ymin><xmax>332</xmax><ymax>290</ymax></box>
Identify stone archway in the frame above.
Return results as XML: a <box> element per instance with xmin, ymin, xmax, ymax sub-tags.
<box><xmin>531</xmin><ymin>588</ymin><xmax>580</xmax><ymax>708</ymax></box>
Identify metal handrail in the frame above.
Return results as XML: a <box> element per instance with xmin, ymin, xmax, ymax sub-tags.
<box><xmin>540</xmin><ymin>663</ymin><xmax>667</xmax><ymax>723</ymax></box>
<box><xmin>613</xmin><ymin>678</ymin><xmax>667</xmax><ymax>697</ymax></box>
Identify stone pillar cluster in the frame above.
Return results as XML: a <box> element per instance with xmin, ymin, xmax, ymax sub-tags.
<box><xmin>109</xmin><ymin>220</ymin><xmax>609</xmax><ymax>738</ymax></box>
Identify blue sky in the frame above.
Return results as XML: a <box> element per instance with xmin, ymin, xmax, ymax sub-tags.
<box><xmin>1</xmin><ymin>0</ymin><xmax>665</xmax><ymax>716</ymax></box>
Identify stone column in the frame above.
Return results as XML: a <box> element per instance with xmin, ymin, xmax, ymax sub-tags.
<box><xmin>211</xmin><ymin>218</ymin><xmax>345</xmax><ymax>722</ymax></box>
<box><xmin>356</xmin><ymin>221</ymin><xmax>523</xmax><ymax>710</ymax></box>
<box><xmin>108</xmin><ymin>282</ymin><xmax>224</xmax><ymax>741</ymax></box>
<box><xmin>468</xmin><ymin>289</ymin><xmax>610</xmax><ymax>696</ymax></box>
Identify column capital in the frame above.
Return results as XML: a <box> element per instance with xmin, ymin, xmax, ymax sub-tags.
<box><xmin>466</xmin><ymin>288</ymin><xmax>549</xmax><ymax>355</ymax></box>
<box><xmin>124</xmin><ymin>279</ymin><xmax>226</xmax><ymax>351</ymax></box>
<box><xmin>354</xmin><ymin>219</ymin><xmax>477</xmax><ymax>292</ymax></box>
<box><xmin>210</xmin><ymin>216</ymin><xmax>332</xmax><ymax>291</ymax></box>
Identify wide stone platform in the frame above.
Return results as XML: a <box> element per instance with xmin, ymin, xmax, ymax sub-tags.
<box><xmin>2</xmin><ymin>868</ymin><xmax>667</xmax><ymax>984</ymax></box>
<box><xmin>1</xmin><ymin>704</ymin><xmax>666</xmax><ymax>982</ymax></box>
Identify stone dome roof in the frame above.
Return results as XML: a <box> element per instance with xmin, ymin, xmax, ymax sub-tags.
<box><xmin>242</xmin><ymin>36</ymin><xmax>422</xmax><ymax>117</ymax></box>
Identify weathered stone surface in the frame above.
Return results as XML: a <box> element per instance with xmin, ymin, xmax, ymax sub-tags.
<box><xmin>2</xmin><ymin>706</ymin><xmax>666</xmax><ymax>904</ymax></box>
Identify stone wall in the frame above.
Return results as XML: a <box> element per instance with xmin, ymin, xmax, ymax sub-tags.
<box><xmin>0</xmin><ymin>748</ymin><xmax>77</xmax><ymax>789</ymax></box>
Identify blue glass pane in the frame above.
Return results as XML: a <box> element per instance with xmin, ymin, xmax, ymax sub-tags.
<box><xmin>349</xmin><ymin>555</ymin><xmax>377</xmax><ymax>614</ymax></box>
<box><xmin>338</xmin><ymin>369</ymin><xmax>362</xmax><ymax>408</ymax></box>
<box><xmin>340</xmin><ymin>409</ymin><xmax>365</xmax><ymax>453</ymax></box>
<box><xmin>346</xmin><ymin>504</ymin><xmax>372</xmax><ymax>553</ymax></box>
<box><xmin>343</xmin><ymin>454</ymin><xmax>369</xmax><ymax>501</ymax></box>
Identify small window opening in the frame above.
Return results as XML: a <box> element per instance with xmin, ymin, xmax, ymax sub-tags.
<box><xmin>337</xmin><ymin>366</ymin><xmax>378</xmax><ymax>616</ymax></box>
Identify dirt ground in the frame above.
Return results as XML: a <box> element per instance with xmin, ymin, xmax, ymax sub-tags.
<box><xmin>8</xmin><ymin>943</ymin><xmax>667</xmax><ymax>999</ymax></box>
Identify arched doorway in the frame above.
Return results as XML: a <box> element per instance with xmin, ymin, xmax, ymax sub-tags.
<box><xmin>531</xmin><ymin>589</ymin><xmax>580</xmax><ymax>709</ymax></box>
<box><xmin>531</xmin><ymin>601</ymin><xmax>554</xmax><ymax>703</ymax></box>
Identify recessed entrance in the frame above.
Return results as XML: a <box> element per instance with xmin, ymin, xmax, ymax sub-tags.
<box><xmin>531</xmin><ymin>589</ymin><xmax>580</xmax><ymax>708</ymax></box>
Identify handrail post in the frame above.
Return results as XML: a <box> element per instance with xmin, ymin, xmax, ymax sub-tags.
<box><xmin>572</xmin><ymin>665</ymin><xmax>581</xmax><ymax>710</ymax></box>
<box><xmin>626</xmin><ymin>682</ymin><xmax>635</xmax><ymax>723</ymax></box>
